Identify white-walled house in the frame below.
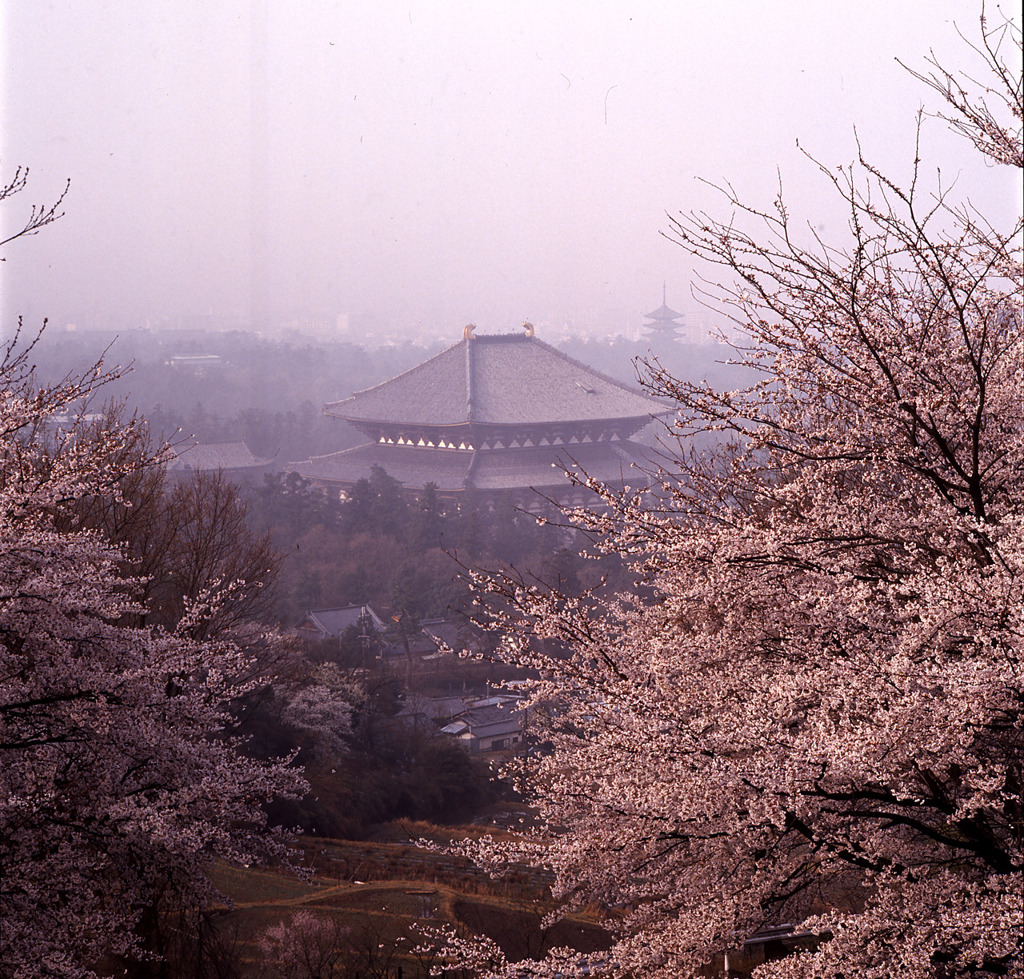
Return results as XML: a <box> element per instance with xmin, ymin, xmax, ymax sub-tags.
<box><xmin>441</xmin><ymin>701</ymin><xmax>525</xmax><ymax>753</ymax></box>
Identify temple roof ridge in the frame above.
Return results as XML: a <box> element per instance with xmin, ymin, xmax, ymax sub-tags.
<box><xmin>644</xmin><ymin>303</ymin><xmax>683</xmax><ymax>321</ymax></box>
<box><xmin>325</xmin><ymin>329</ymin><xmax>666</xmax><ymax>429</ymax></box>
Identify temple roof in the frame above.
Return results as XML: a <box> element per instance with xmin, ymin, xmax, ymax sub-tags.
<box><xmin>643</xmin><ymin>302</ymin><xmax>684</xmax><ymax>323</ymax></box>
<box><xmin>289</xmin><ymin>439</ymin><xmax>656</xmax><ymax>494</ymax></box>
<box><xmin>298</xmin><ymin>605</ymin><xmax>386</xmax><ymax>638</ymax></box>
<box><xmin>292</xmin><ymin>443</ymin><xmax>473</xmax><ymax>492</ymax></box>
<box><xmin>166</xmin><ymin>440</ymin><xmax>274</xmax><ymax>473</ymax></box>
<box><xmin>470</xmin><ymin>440</ymin><xmax>651</xmax><ymax>491</ymax></box>
<box><xmin>325</xmin><ymin>332</ymin><xmax>661</xmax><ymax>429</ymax></box>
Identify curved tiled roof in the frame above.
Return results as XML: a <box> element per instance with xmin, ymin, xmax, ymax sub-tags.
<box><xmin>290</xmin><ymin>443</ymin><xmax>474</xmax><ymax>492</ymax></box>
<box><xmin>468</xmin><ymin>440</ymin><xmax>653</xmax><ymax>491</ymax></box>
<box><xmin>643</xmin><ymin>302</ymin><xmax>683</xmax><ymax>322</ymax></box>
<box><xmin>166</xmin><ymin>440</ymin><xmax>273</xmax><ymax>472</ymax></box>
<box><xmin>289</xmin><ymin>439</ymin><xmax>657</xmax><ymax>494</ymax></box>
<box><xmin>325</xmin><ymin>333</ymin><xmax>663</xmax><ymax>428</ymax></box>
<box><xmin>300</xmin><ymin>605</ymin><xmax>386</xmax><ymax>637</ymax></box>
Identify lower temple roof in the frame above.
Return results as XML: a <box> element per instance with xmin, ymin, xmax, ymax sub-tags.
<box><xmin>289</xmin><ymin>439</ymin><xmax>656</xmax><ymax>496</ymax></box>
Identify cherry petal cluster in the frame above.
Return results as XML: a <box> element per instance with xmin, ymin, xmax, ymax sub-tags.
<box><xmin>450</xmin><ymin>17</ymin><xmax>1022</xmax><ymax>979</ymax></box>
<box><xmin>0</xmin><ymin>344</ymin><xmax>305</xmax><ymax>977</ymax></box>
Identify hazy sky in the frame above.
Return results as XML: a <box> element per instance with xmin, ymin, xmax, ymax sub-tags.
<box><xmin>2</xmin><ymin>1</ymin><xmax>1020</xmax><ymax>342</ymax></box>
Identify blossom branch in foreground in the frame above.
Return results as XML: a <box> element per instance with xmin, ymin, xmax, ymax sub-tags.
<box><xmin>449</xmin><ymin>14</ymin><xmax>1022</xmax><ymax>979</ymax></box>
<box><xmin>0</xmin><ymin>340</ymin><xmax>305</xmax><ymax>978</ymax></box>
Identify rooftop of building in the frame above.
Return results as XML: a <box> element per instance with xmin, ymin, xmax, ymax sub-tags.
<box><xmin>643</xmin><ymin>302</ymin><xmax>684</xmax><ymax>323</ymax></box>
<box><xmin>288</xmin><ymin>438</ymin><xmax>657</xmax><ymax>493</ymax></box>
<box><xmin>644</xmin><ymin>284</ymin><xmax>684</xmax><ymax>324</ymax></box>
<box><xmin>166</xmin><ymin>440</ymin><xmax>274</xmax><ymax>473</ymax></box>
<box><xmin>298</xmin><ymin>605</ymin><xmax>386</xmax><ymax>637</ymax></box>
<box><xmin>325</xmin><ymin>327</ymin><xmax>664</xmax><ymax>429</ymax></box>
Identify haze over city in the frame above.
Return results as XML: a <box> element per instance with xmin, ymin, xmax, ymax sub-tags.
<box><xmin>2</xmin><ymin>0</ymin><xmax>1020</xmax><ymax>343</ymax></box>
<box><xmin>1</xmin><ymin>0</ymin><xmax>1022</xmax><ymax>973</ymax></box>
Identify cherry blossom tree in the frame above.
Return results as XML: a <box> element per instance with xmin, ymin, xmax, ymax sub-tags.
<box><xmin>257</xmin><ymin>911</ymin><xmax>352</xmax><ymax>979</ymax></box>
<box><xmin>0</xmin><ymin>334</ymin><xmax>305</xmax><ymax>977</ymax></box>
<box><xmin>452</xmin><ymin>15</ymin><xmax>1022</xmax><ymax>979</ymax></box>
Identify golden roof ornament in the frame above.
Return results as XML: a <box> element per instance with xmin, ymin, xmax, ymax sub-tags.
<box><xmin>522</xmin><ymin>321</ymin><xmax>535</xmax><ymax>338</ymax></box>
<box><xmin>463</xmin><ymin>323</ymin><xmax>476</xmax><ymax>340</ymax></box>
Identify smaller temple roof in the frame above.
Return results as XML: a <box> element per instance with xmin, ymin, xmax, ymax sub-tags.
<box><xmin>644</xmin><ymin>302</ymin><xmax>684</xmax><ymax>322</ymax></box>
<box><xmin>298</xmin><ymin>605</ymin><xmax>386</xmax><ymax>638</ymax></box>
<box><xmin>166</xmin><ymin>440</ymin><xmax>274</xmax><ymax>473</ymax></box>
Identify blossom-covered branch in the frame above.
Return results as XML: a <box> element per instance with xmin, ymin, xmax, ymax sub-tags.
<box><xmin>450</xmin><ymin>13</ymin><xmax>1022</xmax><ymax>979</ymax></box>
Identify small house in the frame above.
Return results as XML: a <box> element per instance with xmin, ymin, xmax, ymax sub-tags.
<box><xmin>441</xmin><ymin>701</ymin><xmax>525</xmax><ymax>753</ymax></box>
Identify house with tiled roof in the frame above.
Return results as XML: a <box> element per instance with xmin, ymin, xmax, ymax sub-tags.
<box><xmin>289</xmin><ymin>323</ymin><xmax>668</xmax><ymax>505</ymax></box>
<box><xmin>297</xmin><ymin>605</ymin><xmax>386</xmax><ymax>640</ymax></box>
<box><xmin>441</xmin><ymin>700</ymin><xmax>525</xmax><ymax>753</ymax></box>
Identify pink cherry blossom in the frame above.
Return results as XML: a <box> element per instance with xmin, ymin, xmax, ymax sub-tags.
<box><xmin>0</xmin><ymin>336</ymin><xmax>305</xmax><ymax>977</ymax></box>
<box><xmin>446</xmin><ymin>16</ymin><xmax>1022</xmax><ymax>979</ymax></box>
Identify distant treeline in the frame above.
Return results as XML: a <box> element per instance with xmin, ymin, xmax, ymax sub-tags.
<box><xmin>28</xmin><ymin>326</ymin><xmax>746</xmax><ymax>463</ymax></box>
<box><xmin>28</xmin><ymin>328</ymin><xmax>445</xmax><ymax>461</ymax></box>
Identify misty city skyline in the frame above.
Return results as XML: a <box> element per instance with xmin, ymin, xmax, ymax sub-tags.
<box><xmin>3</xmin><ymin>1</ymin><xmax>1020</xmax><ymax>345</ymax></box>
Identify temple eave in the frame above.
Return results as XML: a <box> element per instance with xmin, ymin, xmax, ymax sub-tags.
<box><xmin>346</xmin><ymin>417</ymin><xmax>657</xmax><ymax>448</ymax></box>
<box><xmin>289</xmin><ymin>437</ymin><xmax>656</xmax><ymax>500</ymax></box>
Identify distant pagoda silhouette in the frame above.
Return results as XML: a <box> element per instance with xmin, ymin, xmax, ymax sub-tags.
<box><xmin>642</xmin><ymin>283</ymin><xmax>685</xmax><ymax>343</ymax></box>
<box><xmin>289</xmin><ymin>322</ymin><xmax>667</xmax><ymax>506</ymax></box>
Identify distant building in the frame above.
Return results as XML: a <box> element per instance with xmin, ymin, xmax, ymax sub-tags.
<box><xmin>642</xmin><ymin>284</ymin><xmax>685</xmax><ymax>344</ymax></box>
<box><xmin>166</xmin><ymin>440</ymin><xmax>276</xmax><ymax>482</ymax></box>
<box><xmin>297</xmin><ymin>605</ymin><xmax>387</xmax><ymax>640</ymax></box>
<box><xmin>289</xmin><ymin>323</ymin><xmax>668</xmax><ymax>506</ymax></box>
<box><xmin>441</xmin><ymin>699</ymin><xmax>525</xmax><ymax>753</ymax></box>
<box><xmin>166</xmin><ymin>353</ymin><xmax>223</xmax><ymax>373</ymax></box>
<box><xmin>44</xmin><ymin>412</ymin><xmax>106</xmax><ymax>430</ymax></box>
